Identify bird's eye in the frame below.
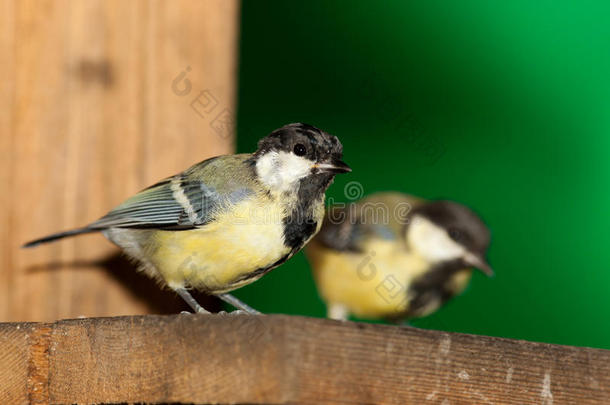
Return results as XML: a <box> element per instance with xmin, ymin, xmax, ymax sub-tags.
<box><xmin>293</xmin><ymin>143</ymin><xmax>307</xmax><ymax>156</ymax></box>
<box><xmin>448</xmin><ymin>228</ymin><xmax>462</xmax><ymax>241</ymax></box>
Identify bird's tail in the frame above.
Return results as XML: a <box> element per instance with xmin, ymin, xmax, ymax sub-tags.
<box><xmin>22</xmin><ymin>228</ymin><xmax>98</xmax><ymax>248</ymax></box>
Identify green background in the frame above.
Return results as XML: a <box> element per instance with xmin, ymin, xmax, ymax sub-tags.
<box><xmin>233</xmin><ymin>1</ymin><xmax>610</xmax><ymax>350</ymax></box>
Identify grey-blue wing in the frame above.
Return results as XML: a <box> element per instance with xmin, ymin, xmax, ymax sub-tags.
<box><xmin>316</xmin><ymin>205</ymin><xmax>363</xmax><ymax>252</ymax></box>
<box><xmin>316</xmin><ymin>204</ymin><xmax>399</xmax><ymax>252</ymax></box>
<box><xmin>90</xmin><ymin>176</ymin><xmax>252</xmax><ymax>230</ymax></box>
<box><xmin>23</xmin><ymin>155</ymin><xmax>256</xmax><ymax>247</ymax></box>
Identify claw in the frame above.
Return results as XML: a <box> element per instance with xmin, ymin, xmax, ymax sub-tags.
<box><xmin>218</xmin><ymin>309</ymin><xmax>248</xmax><ymax>316</ymax></box>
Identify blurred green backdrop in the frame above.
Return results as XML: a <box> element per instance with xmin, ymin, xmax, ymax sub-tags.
<box><xmin>233</xmin><ymin>0</ymin><xmax>610</xmax><ymax>349</ymax></box>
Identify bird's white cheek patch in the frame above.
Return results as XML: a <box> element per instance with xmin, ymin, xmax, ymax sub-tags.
<box><xmin>408</xmin><ymin>217</ymin><xmax>465</xmax><ymax>262</ymax></box>
<box><xmin>279</xmin><ymin>151</ymin><xmax>313</xmax><ymax>181</ymax></box>
<box><xmin>256</xmin><ymin>151</ymin><xmax>313</xmax><ymax>192</ymax></box>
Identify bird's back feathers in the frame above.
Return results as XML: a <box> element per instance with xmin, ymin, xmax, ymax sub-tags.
<box><xmin>315</xmin><ymin>192</ymin><xmax>424</xmax><ymax>252</ymax></box>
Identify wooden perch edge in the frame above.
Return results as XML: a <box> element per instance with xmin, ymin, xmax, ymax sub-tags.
<box><xmin>0</xmin><ymin>314</ymin><xmax>608</xmax><ymax>404</ymax></box>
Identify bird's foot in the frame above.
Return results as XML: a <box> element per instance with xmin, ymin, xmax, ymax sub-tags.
<box><xmin>180</xmin><ymin>308</ymin><xmax>211</xmax><ymax>315</ymax></box>
<box><xmin>217</xmin><ymin>293</ymin><xmax>262</xmax><ymax>315</ymax></box>
<box><xmin>176</xmin><ymin>287</ymin><xmax>211</xmax><ymax>314</ymax></box>
<box><xmin>217</xmin><ymin>309</ymin><xmax>250</xmax><ymax>316</ymax></box>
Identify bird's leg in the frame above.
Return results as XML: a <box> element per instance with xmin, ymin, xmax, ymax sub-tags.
<box><xmin>217</xmin><ymin>293</ymin><xmax>262</xmax><ymax>315</ymax></box>
<box><xmin>176</xmin><ymin>287</ymin><xmax>210</xmax><ymax>314</ymax></box>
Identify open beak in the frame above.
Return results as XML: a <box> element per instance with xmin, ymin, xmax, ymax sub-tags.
<box><xmin>314</xmin><ymin>159</ymin><xmax>352</xmax><ymax>174</ymax></box>
<box><xmin>464</xmin><ymin>252</ymin><xmax>494</xmax><ymax>277</ymax></box>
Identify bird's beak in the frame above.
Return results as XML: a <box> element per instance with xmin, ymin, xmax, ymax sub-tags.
<box><xmin>464</xmin><ymin>251</ymin><xmax>494</xmax><ymax>277</ymax></box>
<box><xmin>314</xmin><ymin>159</ymin><xmax>352</xmax><ymax>174</ymax></box>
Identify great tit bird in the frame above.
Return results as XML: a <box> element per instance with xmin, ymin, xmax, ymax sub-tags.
<box><xmin>305</xmin><ymin>192</ymin><xmax>491</xmax><ymax>321</ymax></box>
<box><xmin>24</xmin><ymin>123</ymin><xmax>351</xmax><ymax>314</ymax></box>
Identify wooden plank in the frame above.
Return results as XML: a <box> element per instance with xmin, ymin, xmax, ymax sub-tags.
<box><xmin>0</xmin><ymin>323</ymin><xmax>34</xmax><ymax>404</ymax></box>
<box><xmin>1</xmin><ymin>315</ymin><xmax>608</xmax><ymax>404</ymax></box>
<box><xmin>48</xmin><ymin>315</ymin><xmax>281</xmax><ymax>404</ymax></box>
<box><xmin>0</xmin><ymin>0</ymin><xmax>238</xmax><ymax>322</ymax></box>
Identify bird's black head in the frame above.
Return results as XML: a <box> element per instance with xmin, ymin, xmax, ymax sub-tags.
<box><xmin>256</xmin><ymin>123</ymin><xmax>350</xmax><ymax>172</ymax></box>
<box><xmin>253</xmin><ymin>123</ymin><xmax>351</xmax><ymax>193</ymax></box>
<box><xmin>407</xmin><ymin>200</ymin><xmax>493</xmax><ymax>275</ymax></box>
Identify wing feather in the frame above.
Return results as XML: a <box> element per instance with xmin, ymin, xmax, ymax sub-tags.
<box><xmin>23</xmin><ymin>155</ymin><xmax>257</xmax><ymax>246</ymax></box>
<box><xmin>88</xmin><ymin>173</ymin><xmax>250</xmax><ymax>230</ymax></box>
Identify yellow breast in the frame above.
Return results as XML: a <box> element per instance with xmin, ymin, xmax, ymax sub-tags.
<box><xmin>149</xmin><ymin>197</ymin><xmax>290</xmax><ymax>293</ymax></box>
<box><xmin>307</xmin><ymin>238</ymin><xmax>431</xmax><ymax>318</ymax></box>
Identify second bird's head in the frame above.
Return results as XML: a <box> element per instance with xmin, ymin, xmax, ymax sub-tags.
<box><xmin>253</xmin><ymin>123</ymin><xmax>351</xmax><ymax>193</ymax></box>
<box><xmin>406</xmin><ymin>201</ymin><xmax>493</xmax><ymax>276</ymax></box>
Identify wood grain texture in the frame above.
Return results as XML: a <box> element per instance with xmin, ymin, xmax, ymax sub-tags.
<box><xmin>0</xmin><ymin>0</ymin><xmax>239</xmax><ymax>322</ymax></box>
<box><xmin>0</xmin><ymin>315</ymin><xmax>608</xmax><ymax>404</ymax></box>
<box><xmin>0</xmin><ymin>323</ymin><xmax>34</xmax><ymax>404</ymax></box>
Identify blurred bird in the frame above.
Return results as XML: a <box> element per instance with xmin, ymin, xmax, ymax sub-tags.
<box><xmin>24</xmin><ymin>123</ymin><xmax>351</xmax><ymax>314</ymax></box>
<box><xmin>305</xmin><ymin>192</ymin><xmax>491</xmax><ymax>321</ymax></box>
